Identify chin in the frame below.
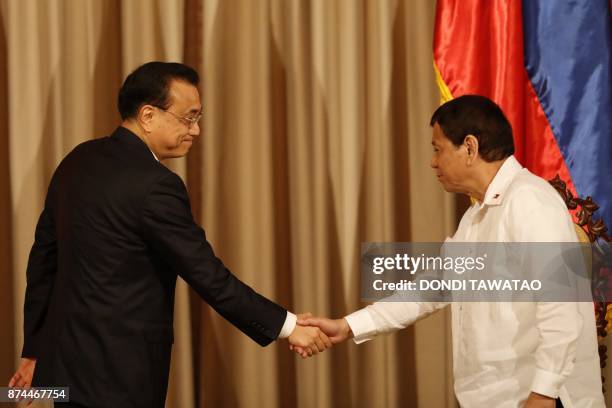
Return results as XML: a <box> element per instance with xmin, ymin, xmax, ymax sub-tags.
<box><xmin>175</xmin><ymin>146</ymin><xmax>193</xmax><ymax>157</ymax></box>
<box><xmin>440</xmin><ymin>183</ymin><xmax>460</xmax><ymax>194</ymax></box>
<box><xmin>163</xmin><ymin>151</ymin><xmax>187</xmax><ymax>160</ymax></box>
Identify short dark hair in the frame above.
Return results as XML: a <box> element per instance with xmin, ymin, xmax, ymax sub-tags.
<box><xmin>429</xmin><ymin>95</ymin><xmax>514</xmax><ymax>162</ymax></box>
<box><xmin>118</xmin><ymin>61</ymin><xmax>199</xmax><ymax>120</ymax></box>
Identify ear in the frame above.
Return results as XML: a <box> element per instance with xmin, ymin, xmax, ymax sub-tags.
<box><xmin>464</xmin><ymin>135</ymin><xmax>479</xmax><ymax>165</ymax></box>
<box><xmin>137</xmin><ymin>105</ymin><xmax>156</xmax><ymax>132</ymax></box>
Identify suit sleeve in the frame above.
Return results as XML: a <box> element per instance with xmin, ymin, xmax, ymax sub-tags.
<box><xmin>141</xmin><ymin>172</ymin><xmax>286</xmax><ymax>346</ymax></box>
<box><xmin>22</xmin><ymin>193</ymin><xmax>58</xmax><ymax>357</ymax></box>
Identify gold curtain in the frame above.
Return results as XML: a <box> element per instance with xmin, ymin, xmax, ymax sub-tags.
<box><xmin>193</xmin><ymin>1</ymin><xmax>455</xmax><ymax>407</ymax></box>
<box><xmin>0</xmin><ymin>0</ymin><xmax>14</xmax><ymax>390</ymax></box>
<box><xmin>0</xmin><ymin>0</ymin><xmax>473</xmax><ymax>407</ymax></box>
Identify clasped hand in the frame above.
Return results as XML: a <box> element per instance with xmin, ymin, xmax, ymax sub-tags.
<box><xmin>288</xmin><ymin>314</ymin><xmax>352</xmax><ymax>358</ymax></box>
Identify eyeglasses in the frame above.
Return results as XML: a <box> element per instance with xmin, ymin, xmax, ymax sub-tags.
<box><xmin>154</xmin><ymin>106</ymin><xmax>202</xmax><ymax>129</ymax></box>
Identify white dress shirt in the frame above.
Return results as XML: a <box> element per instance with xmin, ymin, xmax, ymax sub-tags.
<box><xmin>346</xmin><ymin>156</ymin><xmax>604</xmax><ymax>407</ymax></box>
<box><xmin>147</xmin><ymin>146</ymin><xmax>296</xmax><ymax>338</ymax></box>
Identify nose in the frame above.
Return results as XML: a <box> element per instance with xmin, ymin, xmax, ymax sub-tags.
<box><xmin>190</xmin><ymin>121</ymin><xmax>200</xmax><ymax>136</ymax></box>
<box><xmin>430</xmin><ymin>156</ymin><xmax>437</xmax><ymax>169</ymax></box>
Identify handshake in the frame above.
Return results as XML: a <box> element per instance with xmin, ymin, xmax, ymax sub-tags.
<box><xmin>286</xmin><ymin>313</ymin><xmax>353</xmax><ymax>358</ymax></box>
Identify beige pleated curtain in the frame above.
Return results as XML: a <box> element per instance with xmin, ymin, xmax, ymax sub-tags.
<box><xmin>0</xmin><ymin>1</ymin><xmax>461</xmax><ymax>407</ymax></box>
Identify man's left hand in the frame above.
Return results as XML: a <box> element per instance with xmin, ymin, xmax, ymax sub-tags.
<box><xmin>8</xmin><ymin>357</ymin><xmax>36</xmax><ymax>388</ymax></box>
<box><xmin>524</xmin><ymin>392</ymin><xmax>555</xmax><ymax>408</ymax></box>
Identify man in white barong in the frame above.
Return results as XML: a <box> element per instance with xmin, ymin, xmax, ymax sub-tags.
<box><xmin>297</xmin><ymin>95</ymin><xmax>604</xmax><ymax>408</ymax></box>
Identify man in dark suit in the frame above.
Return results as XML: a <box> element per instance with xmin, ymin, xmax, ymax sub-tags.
<box><xmin>8</xmin><ymin>62</ymin><xmax>330</xmax><ymax>407</ymax></box>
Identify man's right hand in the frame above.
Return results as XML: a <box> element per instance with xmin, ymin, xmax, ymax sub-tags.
<box><xmin>8</xmin><ymin>357</ymin><xmax>36</xmax><ymax>388</ymax></box>
<box><xmin>298</xmin><ymin>316</ymin><xmax>352</xmax><ymax>344</ymax></box>
<box><xmin>287</xmin><ymin>325</ymin><xmax>332</xmax><ymax>358</ymax></box>
<box><xmin>290</xmin><ymin>316</ymin><xmax>352</xmax><ymax>357</ymax></box>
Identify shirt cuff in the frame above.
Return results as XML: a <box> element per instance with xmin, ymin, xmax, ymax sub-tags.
<box><xmin>277</xmin><ymin>311</ymin><xmax>297</xmax><ymax>339</ymax></box>
<box><xmin>345</xmin><ymin>308</ymin><xmax>378</xmax><ymax>344</ymax></box>
<box><xmin>530</xmin><ymin>368</ymin><xmax>566</xmax><ymax>398</ymax></box>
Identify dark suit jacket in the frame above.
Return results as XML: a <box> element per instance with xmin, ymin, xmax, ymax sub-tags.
<box><xmin>23</xmin><ymin>126</ymin><xmax>287</xmax><ymax>407</ymax></box>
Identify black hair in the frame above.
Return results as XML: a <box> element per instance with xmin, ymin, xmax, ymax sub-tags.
<box><xmin>429</xmin><ymin>95</ymin><xmax>514</xmax><ymax>162</ymax></box>
<box><xmin>118</xmin><ymin>61</ymin><xmax>199</xmax><ymax>120</ymax></box>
